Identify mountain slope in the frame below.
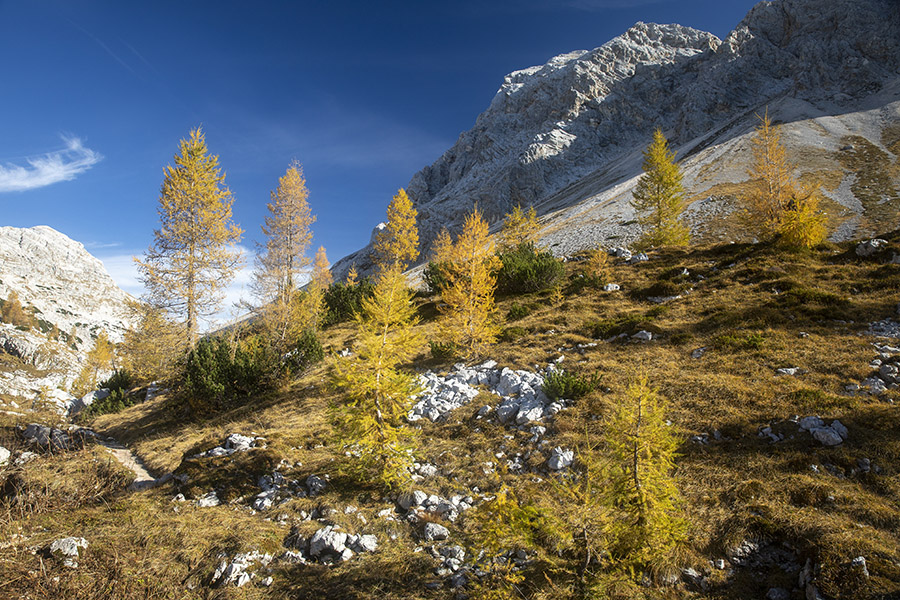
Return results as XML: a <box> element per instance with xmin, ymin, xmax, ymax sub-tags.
<box><xmin>0</xmin><ymin>225</ymin><xmax>134</xmax><ymax>414</ymax></box>
<box><xmin>334</xmin><ymin>0</ymin><xmax>900</xmax><ymax>276</ymax></box>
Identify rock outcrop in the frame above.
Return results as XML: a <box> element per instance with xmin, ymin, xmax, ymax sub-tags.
<box><xmin>0</xmin><ymin>226</ymin><xmax>134</xmax><ymax>414</ymax></box>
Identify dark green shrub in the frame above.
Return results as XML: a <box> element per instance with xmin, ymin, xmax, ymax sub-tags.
<box><xmin>423</xmin><ymin>261</ymin><xmax>451</xmax><ymax>294</ymax></box>
<box><xmin>506</xmin><ymin>302</ymin><xmax>532</xmax><ymax>321</ymax></box>
<box><xmin>183</xmin><ymin>335</ymin><xmax>277</xmax><ymax>412</ymax></box>
<box><xmin>496</xmin><ymin>243</ymin><xmax>565</xmax><ymax>294</ymax></box>
<box><xmin>78</xmin><ymin>369</ymin><xmax>138</xmax><ymax>421</ymax></box>
<box><xmin>285</xmin><ymin>329</ymin><xmax>324</xmax><ymax>372</ymax></box>
<box><xmin>429</xmin><ymin>340</ymin><xmax>458</xmax><ymax>361</ymax></box>
<box><xmin>499</xmin><ymin>326</ymin><xmax>527</xmax><ymax>342</ymax></box>
<box><xmin>542</xmin><ymin>370</ymin><xmax>601</xmax><ymax>401</ymax></box>
<box><xmin>323</xmin><ymin>278</ymin><xmax>376</xmax><ymax>324</ymax></box>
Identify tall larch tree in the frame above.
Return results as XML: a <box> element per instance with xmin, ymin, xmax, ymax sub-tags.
<box><xmin>631</xmin><ymin>128</ymin><xmax>690</xmax><ymax>249</ymax></box>
<box><xmin>499</xmin><ymin>204</ymin><xmax>539</xmax><ymax>251</ymax></box>
<box><xmin>136</xmin><ymin>127</ymin><xmax>243</xmax><ymax>348</ymax></box>
<box><xmin>438</xmin><ymin>206</ymin><xmax>501</xmax><ymax>359</ymax></box>
<box><xmin>743</xmin><ymin>109</ymin><xmax>826</xmax><ymax>249</ymax></box>
<box><xmin>374</xmin><ymin>188</ymin><xmax>419</xmax><ymax>271</ymax></box>
<box><xmin>330</xmin><ymin>264</ymin><xmax>423</xmax><ymax>489</ymax></box>
<box><xmin>252</xmin><ymin>161</ymin><xmax>316</xmax><ymax>346</ymax></box>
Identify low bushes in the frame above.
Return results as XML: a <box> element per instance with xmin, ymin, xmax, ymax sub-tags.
<box><xmin>496</xmin><ymin>243</ymin><xmax>565</xmax><ymax>295</ymax></box>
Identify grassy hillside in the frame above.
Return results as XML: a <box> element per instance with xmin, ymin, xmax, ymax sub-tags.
<box><xmin>2</xmin><ymin>233</ymin><xmax>899</xmax><ymax>599</ymax></box>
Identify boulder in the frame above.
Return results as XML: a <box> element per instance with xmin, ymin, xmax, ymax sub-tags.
<box><xmin>423</xmin><ymin>522</ymin><xmax>450</xmax><ymax>541</ymax></box>
<box><xmin>548</xmin><ymin>447</ymin><xmax>574</xmax><ymax>470</ymax></box>
<box><xmin>309</xmin><ymin>525</ymin><xmax>348</xmax><ymax>558</ymax></box>
<box><xmin>49</xmin><ymin>537</ymin><xmax>88</xmax><ymax>568</ymax></box>
<box><xmin>856</xmin><ymin>239</ymin><xmax>887</xmax><ymax>257</ymax></box>
<box><xmin>399</xmin><ymin>490</ymin><xmax>428</xmax><ymax>511</ymax></box>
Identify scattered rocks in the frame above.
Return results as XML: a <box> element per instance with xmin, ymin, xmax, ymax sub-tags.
<box><xmin>49</xmin><ymin>537</ymin><xmax>88</xmax><ymax>568</ymax></box>
<box><xmin>609</xmin><ymin>247</ymin><xmax>632</xmax><ymax>261</ymax></box>
<box><xmin>799</xmin><ymin>416</ymin><xmax>848</xmax><ymax>446</ymax></box>
<box><xmin>20</xmin><ymin>423</ymin><xmax>95</xmax><ymax>451</ymax></box>
<box><xmin>194</xmin><ymin>433</ymin><xmax>264</xmax><ymax>458</ymax></box>
<box><xmin>211</xmin><ymin>551</ymin><xmax>273</xmax><ymax>587</ymax></box>
<box><xmin>309</xmin><ymin>525</ymin><xmax>350</xmax><ymax>560</ymax></box>
<box><xmin>547</xmin><ymin>447</ymin><xmax>574</xmax><ymax>470</ymax></box>
<box><xmin>424</xmin><ymin>522</ymin><xmax>450</xmax><ymax>542</ymax></box>
<box><xmin>629</xmin><ymin>252</ymin><xmax>649</xmax><ymax>264</ymax></box>
<box><xmin>856</xmin><ymin>238</ymin><xmax>888</xmax><ymax>257</ymax></box>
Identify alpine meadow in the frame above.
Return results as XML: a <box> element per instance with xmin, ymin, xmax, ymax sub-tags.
<box><xmin>1</xmin><ymin>0</ymin><xmax>900</xmax><ymax>599</ymax></box>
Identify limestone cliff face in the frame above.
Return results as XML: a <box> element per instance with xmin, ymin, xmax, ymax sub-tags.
<box><xmin>0</xmin><ymin>225</ymin><xmax>134</xmax><ymax>415</ymax></box>
<box><xmin>333</xmin><ymin>0</ymin><xmax>900</xmax><ymax>275</ymax></box>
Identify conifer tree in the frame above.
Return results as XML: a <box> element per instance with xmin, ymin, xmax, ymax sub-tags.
<box><xmin>302</xmin><ymin>246</ymin><xmax>332</xmax><ymax>332</ymax></box>
<box><xmin>135</xmin><ymin>127</ymin><xmax>243</xmax><ymax>349</ymax></box>
<box><xmin>1</xmin><ymin>290</ymin><xmax>31</xmax><ymax>328</ymax></box>
<box><xmin>374</xmin><ymin>188</ymin><xmax>419</xmax><ymax>270</ymax></box>
<box><xmin>120</xmin><ymin>300</ymin><xmax>185</xmax><ymax>384</ymax></box>
<box><xmin>437</xmin><ymin>207</ymin><xmax>501</xmax><ymax>359</ymax></box>
<box><xmin>252</xmin><ymin>161</ymin><xmax>315</xmax><ymax>347</ymax></box>
<box><xmin>499</xmin><ymin>204</ymin><xmax>539</xmax><ymax>251</ymax></box>
<box><xmin>71</xmin><ymin>330</ymin><xmax>115</xmax><ymax>397</ymax></box>
<box><xmin>743</xmin><ymin>110</ymin><xmax>827</xmax><ymax>249</ymax></box>
<box><xmin>330</xmin><ymin>264</ymin><xmax>422</xmax><ymax>489</ymax></box>
<box><xmin>345</xmin><ymin>265</ymin><xmax>358</xmax><ymax>286</ymax></box>
<box><xmin>631</xmin><ymin>129</ymin><xmax>690</xmax><ymax>248</ymax></box>
<box><xmin>603</xmin><ymin>376</ymin><xmax>686</xmax><ymax>575</ymax></box>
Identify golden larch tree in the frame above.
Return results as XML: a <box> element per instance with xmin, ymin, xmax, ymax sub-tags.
<box><xmin>135</xmin><ymin>127</ymin><xmax>243</xmax><ymax>348</ymax></box>
<box><xmin>302</xmin><ymin>245</ymin><xmax>332</xmax><ymax>331</ymax></box>
<box><xmin>71</xmin><ymin>330</ymin><xmax>115</xmax><ymax>397</ymax></box>
<box><xmin>1</xmin><ymin>290</ymin><xmax>31</xmax><ymax>329</ymax></box>
<box><xmin>499</xmin><ymin>204</ymin><xmax>539</xmax><ymax>251</ymax></box>
<box><xmin>120</xmin><ymin>299</ymin><xmax>185</xmax><ymax>384</ymax></box>
<box><xmin>438</xmin><ymin>206</ymin><xmax>501</xmax><ymax>359</ymax></box>
<box><xmin>330</xmin><ymin>264</ymin><xmax>423</xmax><ymax>489</ymax></box>
<box><xmin>631</xmin><ymin>128</ymin><xmax>690</xmax><ymax>249</ymax></box>
<box><xmin>603</xmin><ymin>376</ymin><xmax>686</xmax><ymax>576</ymax></box>
<box><xmin>743</xmin><ymin>110</ymin><xmax>827</xmax><ymax>249</ymax></box>
<box><xmin>252</xmin><ymin>161</ymin><xmax>316</xmax><ymax>346</ymax></box>
<box><xmin>374</xmin><ymin>188</ymin><xmax>419</xmax><ymax>270</ymax></box>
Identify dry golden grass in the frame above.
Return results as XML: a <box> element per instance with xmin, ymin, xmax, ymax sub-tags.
<box><xmin>3</xmin><ymin>233</ymin><xmax>900</xmax><ymax>599</ymax></box>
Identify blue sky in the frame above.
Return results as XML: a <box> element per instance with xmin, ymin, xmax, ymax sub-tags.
<box><xmin>0</xmin><ymin>0</ymin><xmax>758</xmax><ymax>324</ymax></box>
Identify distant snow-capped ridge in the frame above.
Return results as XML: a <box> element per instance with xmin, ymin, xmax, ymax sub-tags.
<box><xmin>333</xmin><ymin>0</ymin><xmax>900</xmax><ymax>277</ymax></box>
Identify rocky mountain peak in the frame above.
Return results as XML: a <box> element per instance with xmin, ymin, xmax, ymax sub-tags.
<box><xmin>332</xmin><ymin>0</ymin><xmax>900</xmax><ymax>278</ymax></box>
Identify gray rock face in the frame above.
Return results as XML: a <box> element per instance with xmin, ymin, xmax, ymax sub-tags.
<box><xmin>0</xmin><ymin>226</ymin><xmax>135</xmax><ymax>413</ymax></box>
<box><xmin>49</xmin><ymin>537</ymin><xmax>88</xmax><ymax>568</ymax></box>
<box><xmin>332</xmin><ymin>0</ymin><xmax>900</xmax><ymax>275</ymax></box>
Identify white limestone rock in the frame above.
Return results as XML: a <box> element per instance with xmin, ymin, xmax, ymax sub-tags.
<box><xmin>49</xmin><ymin>537</ymin><xmax>88</xmax><ymax>568</ymax></box>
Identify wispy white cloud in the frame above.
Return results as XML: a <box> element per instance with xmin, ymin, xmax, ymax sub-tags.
<box><xmin>0</xmin><ymin>136</ymin><xmax>103</xmax><ymax>193</ymax></box>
